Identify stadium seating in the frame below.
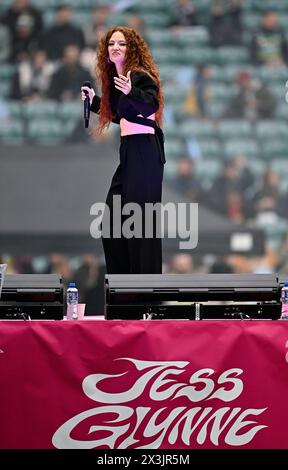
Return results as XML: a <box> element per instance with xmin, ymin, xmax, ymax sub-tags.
<box><xmin>0</xmin><ymin>119</ymin><xmax>24</xmax><ymax>144</ymax></box>
<box><xmin>0</xmin><ymin>0</ymin><xmax>287</xmax><ymax>188</ymax></box>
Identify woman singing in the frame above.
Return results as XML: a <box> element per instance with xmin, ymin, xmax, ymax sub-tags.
<box><xmin>81</xmin><ymin>26</ymin><xmax>165</xmax><ymax>274</ymax></box>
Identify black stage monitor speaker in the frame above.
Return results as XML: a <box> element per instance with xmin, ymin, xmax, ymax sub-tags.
<box><xmin>105</xmin><ymin>273</ymin><xmax>281</xmax><ymax>320</ymax></box>
<box><xmin>0</xmin><ymin>274</ymin><xmax>64</xmax><ymax>320</ymax></box>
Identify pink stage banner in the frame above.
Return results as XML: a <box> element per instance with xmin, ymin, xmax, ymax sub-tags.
<box><xmin>0</xmin><ymin>320</ymin><xmax>288</xmax><ymax>449</ymax></box>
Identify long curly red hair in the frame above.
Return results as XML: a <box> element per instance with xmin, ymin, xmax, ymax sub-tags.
<box><xmin>95</xmin><ymin>26</ymin><xmax>164</xmax><ymax>134</ymax></box>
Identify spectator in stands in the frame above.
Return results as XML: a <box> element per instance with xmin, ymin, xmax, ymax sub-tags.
<box><xmin>13</xmin><ymin>255</ymin><xmax>34</xmax><ymax>274</ymax></box>
<box><xmin>41</xmin><ymin>5</ymin><xmax>85</xmax><ymax>62</ymax></box>
<box><xmin>46</xmin><ymin>254</ymin><xmax>73</xmax><ymax>291</ymax></box>
<box><xmin>209</xmin><ymin>0</ymin><xmax>243</xmax><ymax>47</ymax></box>
<box><xmin>0</xmin><ymin>19</ymin><xmax>11</xmax><ymax>62</ymax></box>
<box><xmin>209</xmin><ymin>258</ymin><xmax>235</xmax><ymax>273</ymax></box>
<box><xmin>233</xmin><ymin>154</ymin><xmax>255</xmax><ymax>194</ymax></box>
<box><xmin>251</xmin><ymin>169</ymin><xmax>282</xmax><ymax>218</ymax></box>
<box><xmin>74</xmin><ymin>254</ymin><xmax>105</xmax><ymax>315</ymax></box>
<box><xmin>10</xmin><ymin>50</ymin><xmax>55</xmax><ymax>100</ymax></box>
<box><xmin>168</xmin><ymin>253</ymin><xmax>195</xmax><ymax>274</ymax></box>
<box><xmin>226</xmin><ymin>255</ymin><xmax>252</xmax><ymax>273</ymax></box>
<box><xmin>2</xmin><ymin>0</ymin><xmax>43</xmax><ymax>61</ymax></box>
<box><xmin>81</xmin><ymin>6</ymin><xmax>114</xmax><ymax>76</ymax></box>
<box><xmin>206</xmin><ymin>158</ymin><xmax>245</xmax><ymax>222</ymax></box>
<box><xmin>278</xmin><ymin>188</ymin><xmax>288</xmax><ymax>220</ymax></box>
<box><xmin>84</xmin><ymin>6</ymin><xmax>109</xmax><ymax>49</ymax></box>
<box><xmin>183</xmin><ymin>64</ymin><xmax>212</xmax><ymax>118</ymax></box>
<box><xmin>49</xmin><ymin>44</ymin><xmax>93</xmax><ymax>101</ymax></box>
<box><xmin>169</xmin><ymin>156</ymin><xmax>204</xmax><ymax>202</ymax></box>
<box><xmin>126</xmin><ymin>15</ymin><xmax>148</xmax><ymax>44</ymax></box>
<box><xmin>223</xmin><ymin>70</ymin><xmax>276</xmax><ymax>120</ymax></box>
<box><xmin>276</xmin><ymin>233</ymin><xmax>288</xmax><ymax>274</ymax></box>
<box><xmin>250</xmin><ymin>10</ymin><xmax>288</xmax><ymax>66</ymax></box>
<box><xmin>169</xmin><ymin>0</ymin><xmax>198</xmax><ymax>28</ymax></box>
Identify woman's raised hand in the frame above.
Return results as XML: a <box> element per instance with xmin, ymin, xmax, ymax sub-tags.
<box><xmin>81</xmin><ymin>86</ymin><xmax>96</xmax><ymax>104</ymax></box>
<box><xmin>114</xmin><ymin>70</ymin><xmax>131</xmax><ymax>95</ymax></box>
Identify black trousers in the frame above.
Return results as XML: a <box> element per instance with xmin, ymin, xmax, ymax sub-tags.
<box><xmin>102</xmin><ymin>134</ymin><xmax>164</xmax><ymax>274</ymax></box>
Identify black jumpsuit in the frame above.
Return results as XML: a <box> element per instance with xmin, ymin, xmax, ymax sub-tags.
<box><xmin>91</xmin><ymin>71</ymin><xmax>165</xmax><ymax>274</ymax></box>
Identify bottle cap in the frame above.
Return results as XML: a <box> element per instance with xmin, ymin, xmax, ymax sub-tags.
<box><xmin>69</xmin><ymin>282</ymin><xmax>76</xmax><ymax>287</ymax></box>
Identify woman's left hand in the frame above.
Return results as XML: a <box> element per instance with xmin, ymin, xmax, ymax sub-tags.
<box><xmin>114</xmin><ymin>70</ymin><xmax>131</xmax><ymax>95</ymax></box>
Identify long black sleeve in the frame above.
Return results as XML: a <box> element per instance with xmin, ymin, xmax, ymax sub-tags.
<box><xmin>90</xmin><ymin>72</ymin><xmax>159</xmax><ymax>122</ymax></box>
<box><xmin>120</xmin><ymin>72</ymin><xmax>159</xmax><ymax>117</ymax></box>
<box><xmin>90</xmin><ymin>94</ymin><xmax>120</xmax><ymax>124</ymax></box>
<box><xmin>90</xmin><ymin>94</ymin><xmax>101</xmax><ymax>113</ymax></box>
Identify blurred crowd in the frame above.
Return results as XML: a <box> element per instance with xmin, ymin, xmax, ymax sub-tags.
<box><xmin>0</xmin><ymin>1</ymin><xmax>287</xmax><ymax>102</ymax></box>
<box><xmin>1</xmin><ymin>1</ymin><xmax>288</xmax><ymax>312</ymax></box>
<box><xmin>2</xmin><ymin>230</ymin><xmax>288</xmax><ymax>315</ymax></box>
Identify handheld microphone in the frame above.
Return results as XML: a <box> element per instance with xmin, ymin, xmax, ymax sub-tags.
<box><xmin>82</xmin><ymin>81</ymin><xmax>92</xmax><ymax>128</ymax></box>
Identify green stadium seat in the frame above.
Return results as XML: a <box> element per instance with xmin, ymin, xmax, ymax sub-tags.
<box><xmin>279</xmin><ymin>15</ymin><xmax>288</xmax><ymax>32</ymax></box>
<box><xmin>0</xmin><ymin>82</ymin><xmax>11</xmax><ymax>98</ymax></box>
<box><xmin>187</xmin><ymin>0</ymin><xmax>211</xmax><ymax>24</ymax></box>
<box><xmin>163</xmin><ymin>83</ymin><xmax>186</xmax><ymax>104</ymax></box>
<box><xmin>27</xmin><ymin>119</ymin><xmax>65</xmax><ymax>144</ymax></box>
<box><xmin>105</xmin><ymin>13</ymin><xmax>128</xmax><ymax>27</ymax></box>
<box><xmin>271</xmin><ymin>159</ymin><xmax>288</xmax><ymax>177</ymax></box>
<box><xmin>275</xmin><ymin>102</ymin><xmax>288</xmax><ymax>120</ymax></box>
<box><xmin>58</xmin><ymin>102</ymin><xmax>82</xmax><ymax>121</ymax></box>
<box><xmin>179</xmin><ymin>120</ymin><xmax>217</xmax><ymax>139</ymax></box>
<box><xmin>23</xmin><ymin>101</ymin><xmax>58</xmax><ymax>119</ymax></box>
<box><xmin>71</xmin><ymin>10</ymin><xmax>91</xmax><ymax>27</ymax></box>
<box><xmin>197</xmin><ymin>139</ymin><xmax>223</xmax><ymax>159</ymax></box>
<box><xmin>226</xmin><ymin>64</ymin><xmax>254</xmax><ymax>82</ymax></box>
<box><xmin>224</xmin><ymin>139</ymin><xmax>259</xmax><ymax>158</ymax></box>
<box><xmin>164</xmin><ymin>138</ymin><xmax>185</xmax><ymax>159</ymax></box>
<box><xmin>218</xmin><ymin>120</ymin><xmax>253</xmax><ymax>139</ymax></box>
<box><xmin>0</xmin><ymin>118</ymin><xmax>24</xmax><ymax>144</ymax></box>
<box><xmin>43</xmin><ymin>10</ymin><xmax>55</xmax><ymax>27</ymax></box>
<box><xmin>174</xmin><ymin>27</ymin><xmax>209</xmax><ymax>47</ymax></box>
<box><xmin>260</xmin><ymin>140</ymin><xmax>288</xmax><ymax>160</ymax></box>
<box><xmin>164</xmin><ymin>123</ymin><xmax>181</xmax><ymax>139</ymax></box>
<box><xmin>152</xmin><ymin>47</ymin><xmax>182</xmax><ymax>65</ymax></box>
<box><xmin>6</xmin><ymin>101</ymin><xmax>23</xmax><ymax>118</ymax></box>
<box><xmin>0</xmin><ymin>1</ymin><xmax>13</xmax><ymax>13</ymax></box>
<box><xmin>26</xmin><ymin>0</ymin><xmax>59</xmax><ymax>8</ymax></box>
<box><xmin>217</xmin><ymin>46</ymin><xmax>250</xmax><ymax>65</ymax></box>
<box><xmin>132</xmin><ymin>0</ymin><xmax>167</xmax><ymax>13</ymax></box>
<box><xmin>210</xmin><ymin>65</ymin><xmax>254</xmax><ymax>83</ymax></box>
<box><xmin>164</xmin><ymin>160</ymin><xmax>177</xmax><ymax>180</ymax></box>
<box><xmin>90</xmin><ymin>0</ymin><xmax>113</xmax><ymax>6</ymax></box>
<box><xmin>256</xmin><ymin>66</ymin><xmax>288</xmax><ymax>84</ymax></box>
<box><xmin>63</xmin><ymin>0</ymin><xmax>91</xmax><ymax>8</ymax></box>
<box><xmin>159</xmin><ymin>65</ymin><xmax>179</xmax><ymax>83</ymax></box>
<box><xmin>185</xmin><ymin>0</ymin><xmax>211</xmax><ymax>8</ymax></box>
<box><xmin>136</xmin><ymin>12</ymin><xmax>171</xmax><ymax>28</ymax></box>
<box><xmin>255</xmin><ymin>120</ymin><xmax>288</xmax><ymax>139</ymax></box>
<box><xmin>207</xmin><ymin>102</ymin><xmax>227</xmax><ymax>119</ymax></box>
<box><xmin>246</xmin><ymin>158</ymin><xmax>266</xmax><ymax>177</ymax></box>
<box><xmin>182</xmin><ymin>47</ymin><xmax>215</xmax><ymax>65</ymax></box>
<box><xmin>209</xmin><ymin>65</ymin><xmax>225</xmax><ymax>82</ymax></box>
<box><xmin>146</xmin><ymin>30</ymin><xmax>176</xmax><ymax>48</ymax></box>
<box><xmin>242</xmin><ymin>13</ymin><xmax>261</xmax><ymax>31</ymax></box>
<box><xmin>196</xmin><ymin>158</ymin><xmax>221</xmax><ymax>182</ymax></box>
<box><xmin>270</xmin><ymin>84</ymin><xmax>287</xmax><ymax>101</ymax></box>
<box><xmin>244</xmin><ymin>12</ymin><xmax>288</xmax><ymax>32</ymax></box>
<box><xmin>249</xmin><ymin>0</ymin><xmax>288</xmax><ymax>12</ymax></box>
<box><xmin>173</xmin><ymin>102</ymin><xmax>190</xmax><ymax>122</ymax></box>
<box><xmin>0</xmin><ymin>63</ymin><xmax>15</xmax><ymax>79</ymax></box>
<box><xmin>210</xmin><ymin>83</ymin><xmax>236</xmax><ymax>103</ymax></box>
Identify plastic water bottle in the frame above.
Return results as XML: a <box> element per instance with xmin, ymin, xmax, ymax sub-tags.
<box><xmin>281</xmin><ymin>282</ymin><xmax>288</xmax><ymax>320</ymax></box>
<box><xmin>66</xmin><ymin>283</ymin><xmax>78</xmax><ymax>320</ymax></box>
